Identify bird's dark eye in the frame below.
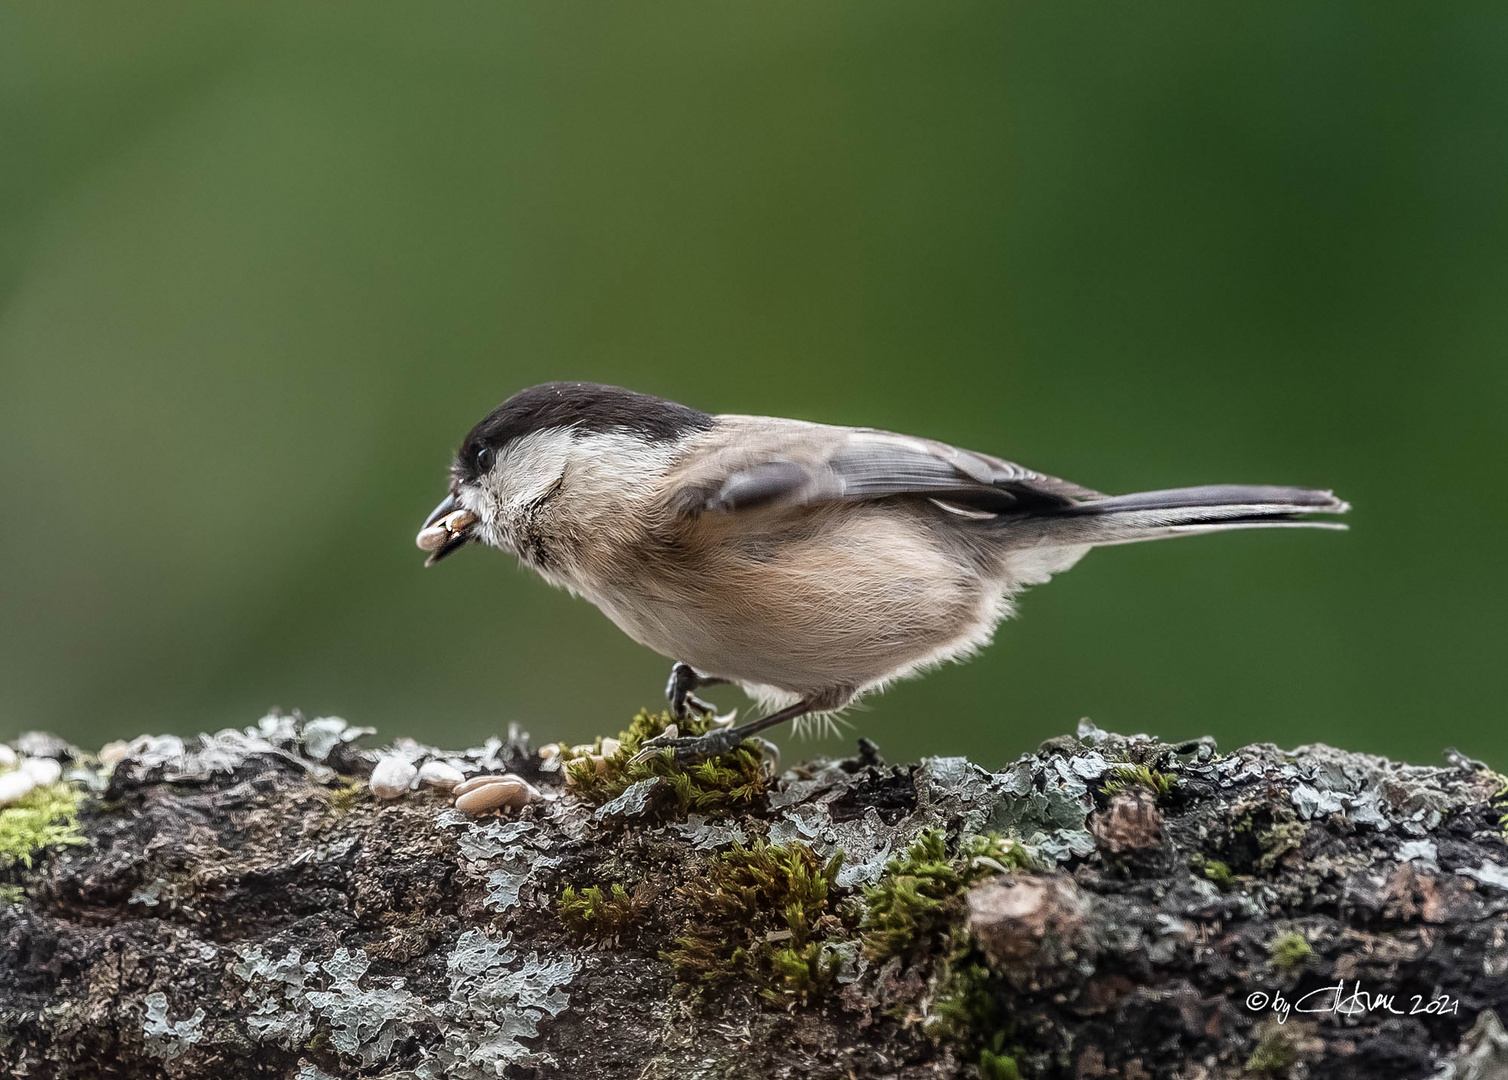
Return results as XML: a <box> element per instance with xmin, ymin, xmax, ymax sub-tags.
<box><xmin>474</xmin><ymin>446</ymin><xmax>495</xmax><ymax>474</ymax></box>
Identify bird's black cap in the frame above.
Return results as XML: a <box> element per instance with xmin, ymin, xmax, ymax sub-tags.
<box><xmin>453</xmin><ymin>381</ymin><xmax>713</xmax><ymax>484</ymax></box>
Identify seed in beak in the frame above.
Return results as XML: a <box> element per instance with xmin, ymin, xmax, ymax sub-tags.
<box><xmin>415</xmin><ymin>508</ymin><xmax>479</xmax><ymax>554</ymax></box>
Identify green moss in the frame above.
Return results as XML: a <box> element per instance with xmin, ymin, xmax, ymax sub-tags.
<box><xmin>1190</xmin><ymin>855</ymin><xmax>1235</xmax><ymax>891</ymax></box>
<box><xmin>1246</xmin><ymin>1025</ymin><xmax>1303</xmax><ymax>1074</ymax></box>
<box><xmin>556</xmin><ymin>883</ymin><xmax>647</xmax><ymax>945</ymax></box>
<box><xmin>0</xmin><ymin>885</ymin><xmax>25</xmax><ymax>906</ymax></box>
<box><xmin>858</xmin><ymin>831</ymin><xmax>1035</xmax><ymax>1072</ymax></box>
<box><xmin>979</xmin><ymin>1045</ymin><xmax>1024</xmax><ymax>1080</ymax></box>
<box><xmin>860</xmin><ymin>830</ymin><xmax>958</xmax><ymax>961</ymax></box>
<box><xmin>1256</xmin><ymin>821</ymin><xmax>1308</xmax><ymax>874</ymax></box>
<box><xmin>928</xmin><ymin>950</ymin><xmax>997</xmax><ymax>1040</ymax></box>
<box><xmin>1101</xmin><ymin>764</ymin><xmax>1178</xmax><ymax>801</ymax></box>
<box><xmin>925</xmin><ymin>919</ymin><xmax>1028</xmax><ymax>1064</ymax></box>
<box><xmin>665</xmin><ymin>839</ymin><xmax>848</xmax><ymax>1002</ymax></box>
<box><xmin>1269</xmin><ymin>931</ymin><xmax>1312</xmax><ymax>971</ymax></box>
<box><xmin>960</xmin><ymin>832</ymin><xmax>1036</xmax><ymax>875</ymax></box>
<box><xmin>861</xmin><ymin>830</ymin><xmax>1033</xmax><ymax>963</ymax></box>
<box><xmin>561</xmin><ymin>709</ymin><xmax>767</xmax><ymax>819</ymax></box>
<box><xmin>322</xmin><ymin>778</ymin><xmax>366</xmax><ymax>814</ymax></box>
<box><xmin>1489</xmin><ymin>775</ymin><xmax>1508</xmax><ymax>836</ymax></box>
<box><xmin>0</xmin><ymin>783</ymin><xmax>86</xmax><ymax>870</ymax></box>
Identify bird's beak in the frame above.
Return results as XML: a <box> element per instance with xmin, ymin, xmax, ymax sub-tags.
<box><xmin>416</xmin><ymin>494</ymin><xmax>479</xmax><ymax>566</ymax></box>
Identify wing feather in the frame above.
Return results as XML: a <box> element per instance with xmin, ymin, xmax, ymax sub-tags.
<box><xmin>672</xmin><ymin>419</ymin><xmax>1100</xmax><ymax>518</ymax></box>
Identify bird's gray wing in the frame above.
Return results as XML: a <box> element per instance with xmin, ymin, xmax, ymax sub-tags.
<box><xmin>671</xmin><ymin>421</ymin><xmax>1101</xmax><ymax>517</ymax></box>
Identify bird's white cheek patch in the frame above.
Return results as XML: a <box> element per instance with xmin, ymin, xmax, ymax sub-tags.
<box><xmin>458</xmin><ymin>427</ymin><xmax>687</xmax><ymax>569</ymax></box>
<box><xmin>493</xmin><ymin>429</ymin><xmax>577</xmax><ymax>510</ymax></box>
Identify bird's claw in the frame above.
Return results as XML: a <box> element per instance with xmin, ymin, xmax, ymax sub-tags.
<box><xmin>629</xmin><ymin>726</ymin><xmax>746</xmax><ymax>766</ymax></box>
<box><xmin>666</xmin><ymin>661</ymin><xmax>732</xmax><ymax>721</ymax></box>
<box><xmin>675</xmin><ymin>693</ymin><xmax>718</xmax><ymax>721</ymax></box>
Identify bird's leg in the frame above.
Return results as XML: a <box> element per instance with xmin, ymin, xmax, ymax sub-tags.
<box><xmin>632</xmin><ymin>698</ymin><xmax>815</xmax><ymax>766</ymax></box>
<box><xmin>665</xmin><ymin>661</ymin><xmax>728</xmax><ymax>720</ymax></box>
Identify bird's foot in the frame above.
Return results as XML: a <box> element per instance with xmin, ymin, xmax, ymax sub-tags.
<box><xmin>630</xmin><ymin>724</ymin><xmax>753</xmax><ymax>766</ymax></box>
<box><xmin>665</xmin><ymin>661</ymin><xmax>728</xmax><ymax>721</ymax></box>
<box><xmin>676</xmin><ymin>693</ymin><xmax>718</xmax><ymax>720</ymax></box>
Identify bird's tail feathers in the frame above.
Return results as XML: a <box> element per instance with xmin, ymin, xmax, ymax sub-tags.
<box><xmin>1008</xmin><ymin>484</ymin><xmax>1349</xmax><ymax>549</ymax></box>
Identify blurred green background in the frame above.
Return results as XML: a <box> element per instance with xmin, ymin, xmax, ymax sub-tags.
<box><xmin>2</xmin><ymin>4</ymin><xmax>1504</xmax><ymax>769</ymax></box>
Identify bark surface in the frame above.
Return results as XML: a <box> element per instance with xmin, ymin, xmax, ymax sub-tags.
<box><xmin>2</xmin><ymin>714</ymin><xmax>1506</xmax><ymax>1080</ymax></box>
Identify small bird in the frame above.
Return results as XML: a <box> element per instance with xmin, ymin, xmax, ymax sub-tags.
<box><xmin>417</xmin><ymin>382</ymin><xmax>1347</xmax><ymax>762</ymax></box>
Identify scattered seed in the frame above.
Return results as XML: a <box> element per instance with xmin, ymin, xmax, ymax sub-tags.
<box><xmin>19</xmin><ymin>758</ymin><xmax>61</xmax><ymax>786</ymax></box>
<box><xmin>452</xmin><ymin>774</ymin><xmax>503</xmax><ymax>797</ymax></box>
<box><xmin>454</xmin><ymin>775</ymin><xmax>540</xmax><ymax>815</ymax></box>
<box><xmin>452</xmin><ymin>772</ymin><xmax>541</xmax><ymax>797</ymax></box>
<box><xmin>369</xmin><ymin>756</ymin><xmax>418</xmax><ymax>799</ymax></box>
<box><xmin>98</xmin><ymin>741</ymin><xmax>130</xmax><ymax>767</ymax></box>
<box><xmin>0</xmin><ymin>770</ymin><xmax>36</xmax><ymax>806</ymax></box>
<box><xmin>600</xmin><ymin>736</ymin><xmax>622</xmax><ymax>758</ymax></box>
<box><xmin>418</xmin><ymin>760</ymin><xmax>466</xmax><ymax>791</ymax></box>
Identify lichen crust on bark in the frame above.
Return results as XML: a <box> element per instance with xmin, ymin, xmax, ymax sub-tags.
<box><xmin>2</xmin><ymin>714</ymin><xmax>1506</xmax><ymax>1079</ymax></box>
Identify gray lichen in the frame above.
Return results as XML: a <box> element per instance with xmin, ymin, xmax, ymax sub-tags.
<box><xmin>1283</xmin><ymin>742</ymin><xmax>1474</xmax><ymax>834</ymax></box>
<box><xmin>233</xmin><ymin>943</ymin><xmax>428</xmax><ymax>1063</ymax></box>
<box><xmin>436</xmin><ymin>811</ymin><xmax>566</xmax><ymax>913</ymax></box>
<box><xmin>6</xmin><ymin>710</ymin><xmax>1507</xmax><ymax>1079</ymax></box>
<box><xmin>415</xmin><ymin>930</ymin><xmax>578</xmax><ymax>1077</ymax></box>
<box><xmin>294</xmin><ymin>1063</ymin><xmax>340</xmax><ymax>1080</ymax></box>
<box><xmin>234</xmin><ymin>936</ymin><xmax>577</xmax><ymax>1076</ymax></box>
<box><xmin>671</xmin><ymin>812</ymin><xmax>749</xmax><ymax>850</ymax></box>
<box><xmin>303</xmin><ymin>949</ymin><xmax>427</xmax><ymax>1065</ymax></box>
<box><xmin>109</xmin><ymin>715</ymin><xmax>345</xmax><ymax>784</ymax></box>
<box><xmin>141</xmin><ymin>991</ymin><xmax>206</xmax><ymax>1059</ymax></box>
<box><xmin>1459</xmin><ymin>860</ymin><xmax>1508</xmax><ymax>890</ymax></box>
<box><xmin>232</xmin><ymin>945</ymin><xmax>322</xmax><ymax>1047</ymax></box>
<box><xmin>766</xmin><ymin>755</ymin><xmax>1021</xmax><ymax>887</ymax></box>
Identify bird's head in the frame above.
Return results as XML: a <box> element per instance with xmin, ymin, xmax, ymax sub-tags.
<box><xmin>416</xmin><ymin>381</ymin><xmax>712</xmax><ymax>565</ymax></box>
